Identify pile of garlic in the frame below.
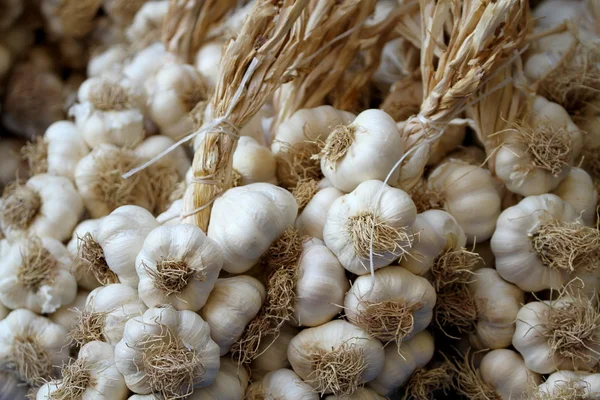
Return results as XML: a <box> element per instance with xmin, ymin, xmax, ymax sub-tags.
<box><xmin>0</xmin><ymin>0</ymin><xmax>599</xmax><ymax>399</ymax></box>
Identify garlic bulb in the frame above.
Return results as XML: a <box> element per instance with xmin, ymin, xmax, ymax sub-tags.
<box><xmin>295</xmin><ymin>186</ymin><xmax>345</xmax><ymax>240</ymax></box>
<box><xmin>0</xmin><ymin>371</ymin><xmax>30</xmax><ymax>400</ymax></box>
<box><xmin>246</xmin><ymin>368</ymin><xmax>318</xmax><ymax>400</ymax></box>
<box><xmin>367</xmin><ymin>330</ymin><xmax>435</xmax><ymax>396</ymax></box>
<box><xmin>551</xmin><ymin>167</ymin><xmax>598</xmax><ymax>227</ymax></box>
<box><xmin>251</xmin><ymin>325</ymin><xmax>298</xmax><ymax>379</ymax></box>
<box><xmin>70</xmin><ymin>283</ymin><xmax>147</xmax><ymax>347</ymax></box>
<box><xmin>135</xmin><ymin>135</ymin><xmax>191</xmax><ymax>178</ymax></box>
<box><xmin>87</xmin><ymin>45</ymin><xmax>128</xmax><ymax>78</ymax></box>
<box><xmin>293</xmin><ymin>238</ymin><xmax>348</xmax><ymax>327</ymax></box>
<box><xmin>0</xmin><ymin>309</ymin><xmax>69</xmax><ymax>385</ymax></box>
<box><xmin>67</xmin><ymin>218</ymin><xmax>111</xmax><ymax>290</ymax></box>
<box><xmin>479</xmin><ymin>349</ymin><xmax>542</xmax><ymax>400</ymax></box>
<box><xmin>156</xmin><ymin>198</ymin><xmax>182</xmax><ymax>226</ymax></box>
<box><xmin>126</xmin><ymin>1</ymin><xmax>169</xmax><ymax>44</ymax></box>
<box><xmin>0</xmin><ymin>174</ymin><xmax>83</xmax><ymax>241</ymax></box>
<box><xmin>427</xmin><ymin>159</ymin><xmax>501</xmax><ymax>242</ymax></box>
<box><xmin>115</xmin><ymin>304</ymin><xmax>220</xmax><ymax>397</ymax></box>
<box><xmin>194</xmin><ymin>40</ymin><xmax>224</xmax><ymax>89</ymax></box>
<box><xmin>37</xmin><ymin>341</ymin><xmax>128</xmax><ymax>400</ymax></box>
<box><xmin>535</xmin><ymin>371</ymin><xmax>600</xmax><ymax>399</ymax></box>
<box><xmin>123</xmin><ymin>43</ymin><xmax>167</xmax><ymax>88</ymax></box>
<box><xmin>494</xmin><ymin>96</ymin><xmax>583</xmax><ymax>196</ymax></box>
<box><xmin>200</xmin><ymin>276</ymin><xmax>266</xmax><ymax>355</ymax></box>
<box><xmin>513</xmin><ymin>292</ymin><xmax>600</xmax><ymax>373</ymax></box>
<box><xmin>324</xmin><ymin>180</ymin><xmax>417</xmax><ymax>275</ymax></box>
<box><xmin>231</xmin><ymin>136</ymin><xmax>277</xmax><ymax>186</ymax></box>
<box><xmin>491</xmin><ymin>194</ymin><xmax>597</xmax><ymax>291</ymax></box>
<box><xmin>428</xmin><ymin>124</ymin><xmax>467</xmax><ymax>165</ymax></box>
<box><xmin>0</xmin><ymin>302</ymin><xmax>8</xmax><ymax>321</ymax></box>
<box><xmin>345</xmin><ymin>266</ymin><xmax>435</xmax><ymax>344</ymax></box>
<box><xmin>136</xmin><ymin>224</ymin><xmax>223</xmax><ymax>311</ymax></box>
<box><xmin>96</xmin><ymin>205</ymin><xmax>160</xmax><ymax>287</ymax></box>
<box><xmin>0</xmin><ymin>236</ymin><xmax>77</xmax><ymax>314</ymax></box>
<box><xmin>207</xmin><ymin>183</ymin><xmax>297</xmax><ymax>274</ymax></box>
<box><xmin>49</xmin><ymin>290</ymin><xmax>89</xmax><ymax>332</ymax></box>
<box><xmin>319</xmin><ymin>109</ymin><xmax>403</xmax><ymax>192</ymax></box>
<box><xmin>288</xmin><ymin>320</ymin><xmax>385</xmax><ymax>395</ymax></box>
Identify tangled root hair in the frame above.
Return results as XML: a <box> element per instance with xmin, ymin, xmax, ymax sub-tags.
<box><xmin>76</xmin><ymin>233</ymin><xmax>119</xmax><ymax>285</ymax></box>
<box><xmin>88</xmin><ymin>81</ymin><xmax>132</xmax><ymax>111</ymax></box>
<box><xmin>19</xmin><ymin>237</ymin><xmax>57</xmax><ymax>292</ymax></box>
<box><xmin>319</xmin><ymin>124</ymin><xmax>356</xmax><ymax>169</ymax></box>
<box><xmin>21</xmin><ymin>137</ymin><xmax>48</xmax><ymax>175</ymax></box>
<box><xmin>306</xmin><ymin>342</ymin><xmax>367</xmax><ymax>396</ymax></box>
<box><xmin>402</xmin><ymin>361</ymin><xmax>454</xmax><ymax>400</ymax></box>
<box><xmin>531</xmin><ymin>219</ymin><xmax>600</xmax><ymax>273</ymax></box>
<box><xmin>451</xmin><ymin>352</ymin><xmax>502</xmax><ymax>400</ymax></box>
<box><xmin>408</xmin><ymin>179</ymin><xmax>445</xmax><ymax>214</ymax></box>
<box><xmin>532</xmin><ymin>377</ymin><xmax>591</xmax><ymax>400</ymax></box>
<box><xmin>292</xmin><ymin>178</ymin><xmax>320</xmax><ymax>211</ymax></box>
<box><xmin>69</xmin><ymin>308</ymin><xmax>107</xmax><ymax>347</ymax></box>
<box><xmin>11</xmin><ymin>334</ymin><xmax>53</xmax><ymax>385</ymax></box>
<box><xmin>231</xmin><ymin>169</ymin><xmax>242</xmax><ymax>187</ymax></box>
<box><xmin>275</xmin><ymin>140</ymin><xmax>322</xmax><ymax>189</ymax></box>
<box><xmin>348</xmin><ymin>211</ymin><xmax>414</xmax><ymax>259</ymax></box>
<box><xmin>1</xmin><ymin>182</ymin><xmax>42</xmax><ymax>231</ymax></box>
<box><xmin>181</xmin><ymin>77</ymin><xmax>209</xmax><ymax>112</ymax></box>
<box><xmin>144</xmin><ymin>258</ymin><xmax>205</xmax><ymax>296</ymax></box>
<box><xmin>352</xmin><ymin>299</ymin><xmax>423</xmax><ymax>344</ymax></box>
<box><xmin>48</xmin><ymin>358</ymin><xmax>93</xmax><ymax>400</ymax></box>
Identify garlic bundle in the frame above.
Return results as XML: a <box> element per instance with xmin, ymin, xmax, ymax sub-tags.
<box><xmin>344</xmin><ymin>267</ymin><xmax>436</xmax><ymax>345</ymax></box>
<box><xmin>0</xmin><ymin>174</ymin><xmax>83</xmax><ymax>241</ymax></box>
<box><xmin>324</xmin><ymin>180</ymin><xmax>417</xmax><ymax>275</ymax></box>
<box><xmin>50</xmin><ymin>290</ymin><xmax>89</xmax><ymax>332</ymax></box>
<box><xmin>295</xmin><ymin>186</ymin><xmax>344</xmax><ymax>240</ymax></box>
<box><xmin>231</xmin><ymin>136</ymin><xmax>277</xmax><ymax>186</ymax></box>
<box><xmin>70</xmin><ymin>283</ymin><xmax>147</xmax><ymax>347</ymax></box>
<box><xmin>136</xmin><ymin>224</ymin><xmax>223</xmax><ymax>311</ymax></box>
<box><xmin>251</xmin><ymin>325</ymin><xmax>298</xmax><ymax>379</ymax></box>
<box><xmin>135</xmin><ymin>135</ymin><xmax>191</xmax><ymax>178</ymax></box>
<box><xmin>427</xmin><ymin>159</ymin><xmax>502</xmax><ymax>242</ymax></box>
<box><xmin>494</xmin><ymin>96</ymin><xmax>583</xmax><ymax>196</ymax></box>
<box><xmin>293</xmin><ymin>239</ymin><xmax>348</xmax><ymax>327</ymax></box>
<box><xmin>0</xmin><ymin>236</ymin><xmax>77</xmax><ymax>314</ymax></box>
<box><xmin>319</xmin><ymin>109</ymin><xmax>404</xmax><ymax>192</ymax></box>
<box><xmin>194</xmin><ymin>40</ymin><xmax>224</xmax><ymax>89</ymax></box>
<box><xmin>146</xmin><ymin>63</ymin><xmax>208</xmax><ymax>140</ymax></box>
<box><xmin>96</xmin><ymin>205</ymin><xmax>159</xmax><ymax>287</ymax></box>
<box><xmin>513</xmin><ymin>289</ymin><xmax>600</xmax><ymax>373</ymax></box>
<box><xmin>368</xmin><ymin>331</ymin><xmax>435</xmax><ymax>396</ymax></box>
<box><xmin>288</xmin><ymin>320</ymin><xmax>385</xmax><ymax>396</ymax></box>
<box><xmin>67</xmin><ymin>218</ymin><xmax>113</xmax><ymax>290</ymax></box>
<box><xmin>207</xmin><ymin>183</ymin><xmax>297</xmax><ymax>274</ymax></box>
<box><xmin>115</xmin><ymin>305</ymin><xmax>220</xmax><ymax>398</ymax></box>
<box><xmin>200</xmin><ymin>276</ymin><xmax>265</xmax><ymax>355</ymax></box>
<box><xmin>0</xmin><ymin>309</ymin><xmax>69</xmax><ymax>385</ymax></box>
<box><xmin>22</xmin><ymin>120</ymin><xmax>89</xmax><ymax>180</ymax></box>
<box><xmin>551</xmin><ymin>168</ymin><xmax>598</xmax><ymax>226</ymax></box>
<box><xmin>246</xmin><ymin>368</ymin><xmax>318</xmax><ymax>400</ymax></box>
<box><xmin>535</xmin><ymin>371</ymin><xmax>600</xmax><ymax>399</ymax></box>
<box><xmin>479</xmin><ymin>349</ymin><xmax>542</xmax><ymax>400</ymax></box>
<box><xmin>491</xmin><ymin>194</ymin><xmax>598</xmax><ymax>291</ymax></box>
<box><xmin>37</xmin><ymin>341</ymin><xmax>129</xmax><ymax>400</ymax></box>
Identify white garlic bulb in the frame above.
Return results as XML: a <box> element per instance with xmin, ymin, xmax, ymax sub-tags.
<box><xmin>324</xmin><ymin>180</ymin><xmax>417</xmax><ymax>275</ymax></box>
<box><xmin>0</xmin><ymin>309</ymin><xmax>69</xmax><ymax>385</ymax></box>
<box><xmin>251</xmin><ymin>325</ymin><xmax>298</xmax><ymax>379</ymax></box>
<box><xmin>288</xmin><ymin>320</ymin><xmax>385</xmax><ymax>395</ymax></box>
<box><xmin>0</xmin><ymin>174</ymin><xmax>83</xmax><ymax>241</ymax></box>
<box><xmin>200</xmin><ymin>276</ymin><xmax>266</xmax><ymax>356</ymax></box>
<box><xmin>67</xmin><ymin>218</ymin><xmax>109</xmax><ymax>290</ymax></box>
<box><xmin>232</xmin><ymin>136</ymin><xmax>277</xmax><ymax>186</ymax></box>
<box><xmin>293</xmin><ymin>239</ymin><xmax>348</xmax><ymax>327</ymax></box>
<box><xmin>551</xmin><ymin>167</ymin><xmax>598</xmax><ymax>227</ymax></box>
<box><xmin>207</xmin><ymin>183</ymin><xmax>297</xmax><ymax>274</ymax></box>
<box><xmin>295</xmin><ymin>186</ymin><xmax>345</xmax><ymax>240</ymax></box>
<box><xmin>37</xmin><ymin>341</ymin><xmax>129</xmax><ymax>400</ymax></box>
<box><xmin>246</xmin><ymin>368</ymin><xmax>318</xmax><ymax>400</ymax></box>
<box><xmin>135</xmin><ymin>135</ymin><xmax>191</xmax><ymax>178</ymax></box>
<box><xmin>87</xmin><ymin>45</ymin><xmax>128</xmax><ymax>78</ymax></box>
<box><xmin>115</xmin><ymin>305</ymin><xmax>220</xmax><ymax>397</ymax></box>
<box><xmin>320</xmin><ymin>109</ymin><xmax>403</xmax><ymax>192</ymax></box>
<box><xmin>368</xmin><ymin>330</ymin><xmax>435</xmax><ymax>396</ymax></box>
<box><xmin>194</xmin><ymin>40</ymin><xmax>224</xmax><ymax>89</ymax></box>
<box><xmin>535</xmin><ymin>370</ymin><xmax>600</xmax><ymax>399</ymax></box>
<box><xmin>96</xmin><ymin>205</ymin><xmax>160</xmax><ymax>287</ymax></box>
<box><xmin>479</xmin><ymin>349</ymin><xmax>542</xmax><ymax>400</ymax></box>
<box><xmin>49</xmin><ymin>290</ymin><xmax>89</xmax><ymax>332</ymax></box>
<box><xmin>123</xmin><ymin>43</ymin><xmax>167</xmax><ymax>88</ymax></box>
<box><xmin>126</xmin><ymin>1</ymin><xmax>169</xmax><ymax>44</ymax></box>
<box><xmin>0</xmin><ymin>236</ymin><xmax>77</xmax><ymax>314</ymax></box>
<box><xmin>136</xmin><ymin>224</ymin><xmax>223</xmax><ymax>311</ymax></box>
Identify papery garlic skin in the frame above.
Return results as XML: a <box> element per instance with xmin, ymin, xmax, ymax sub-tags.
<box><xmin>491</xmin><ymin>194</ymin><xmax>577</xmax><ymax>291</ymax></box>
<box><xmin>67</xmin><ymin>218</ymin><xmax>104</xmax><ymax>290</ymax></box>
<box><xmin>428</xmin><ymin>159</ymin><xmax>501</xmax><ymax>242</ymax></box>
<box><xmin>232</xmin><ymin>136</ymin><xmax>277</xmax><ymax>185</ymax></box>
<box><xmin>536</xmin><ymin>371</ymin><xmax>600</xmax><ymax>399</ymax></box>
<box><xmin>136</xmin><ymin>224</ymin><xmax>222</xmax><ymax>311</ymax></box>
<box><xmin>195</xmin><ymin>40</ymin><xmax>224</xmax><ymax>89</ymax></box>
<box><xmin>479</xmin><ymin>349</ymin><xmax>542</xmax><ymax>400</ymax></box>
<box><xmin>551</xmin><ymin>168</ymin><xmax>598</xmax><ymax>227</ymax></box>
<box><xmin>288</xmin><ymin>320</ymin><xmax>385</xmax><ymax>394</ymax></box>
<box><xmin>296</xmin><ymin>187</ymin><xmax>345</xmax><ymax>240</ymax></box>
<box><xmin>247</xmin><ymin>368</ymin><xmax>318</xmax><ymax>400</ymax></box>
<box><xmin>135</xmin><ymin>135</ymin><xmax>191</xmax><ymax>177</ymax></box>
<box><xmin>0</xmin><ymin>174</ymin><xmax>83</xmax><ymax>242</ymax></box>
<box><xmin>96</xmin><ymin>205</ymin><xmax>160</xmax><ymax>287</ymax></box>
<box><xmin>0</xmin><ymin>236</ymin><xmax>77</xmax><ymax>314</ymax></box>
<box><xmin>368</xmin><ymin>331</ymin><xmax>435</xmax><ymax>396</ymax></box>
<box><xmin>200</xmin><ymin>276</ymin><xmax>266</xmax><ymax>356</ymax></box>
<box><xmin>42</xmin><ymin>120</ymin><xmax>90</xmax><ymax>181</ymax></box>
<box><xmin>49</xmin><ymin>290</ymin><xmax>89</xmax><ymax>332</ymax></box>
<box><xmin>208</xmin><ymin>183</ymin><xmax>297</xmax><ymax>274</ymax></box>
<box><xmin>156</xmin><ymin>198</ymin><xmax>182</xmax><ymax>226</ymax></box>
<box><xmin>324</xmin><ymin>180</ymin><xmax>417</xmax><ymax>275</ymax></box>
<box><xmin>191</xmin><ymin>357</ymin><xmax>249</xmax><ymax>399</ymax></box>
<box><xmin>37</xmin><ymin>341</ymin><xmax>129</xmax><ymax>400</ymax></box>
<box><xmin>320</xmin><ymin>109</ymin><xmax>404</xmax><ymax>193</ymax></box>
<box><xmin>115</xmin><ymin>305</ymin><xmax>220</xmax><ymax>394</ymax></box>
<box><xmin>293</xmin><ymin>239</ymin><xmax>348</xmax><ymax>327</ymax></box>
<box><xmin>251</xmin><ymin>325</ymin><xmax>298</xmax><ymax>379</ymax></box>
<box><xmin>0</xmin><ymin>309</ymin><xmax>69</xmax><ymax>384</ymax></box>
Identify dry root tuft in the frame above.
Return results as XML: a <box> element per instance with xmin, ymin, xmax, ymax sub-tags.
<box><xmin>69</xmin><ymin>308</ymin><xmax>107</xmax><ymax>347</ymax></box>
<box><xmin>306</xmin><ymin>342</ymin><xmax>367</xmax><ymax>396</ymax></box>
<box><xmin>409</xmin><ymin>180</ymin><xmax>445</xmax><ymax>214</ymax></box>
<box><xmin>319</xmin><ymin>124</ymin><xmax>356</xmax><ymax>168</ymax></box>
<box><xmin>11</xmin><ymin>334</ymin><xmax>53</xmax><ymax>385</ymax></box>
<box><xmin>181</xmin><ymin>78</ymin><xmax>209</xmax><ymax>112</ymax></box>
<box><xmin>19</xmin><ymin>237</ymin><xmax>57</xmax><ymax>292</ymax></box>
<box><xmin>292</xmin><ymin>178</ymin><xmax>320</xmax><ymax>211</ymax></box>
<box><xmin>21</xmin><ymin>137</ymin><xmax>48</xmax><ymax>175</ymax></box>
<box><xmin>1</xmin><ymin>182</ymin><xmax>42</xmax><ymax>231</ymax></box>
<box><xmin>144</xmin><ymin>258</ymin><xmax>205</xmax><ymax>296</ymax></box>
<box><xmin>169</xmin><ymin>180</ymin><xmax>187</xmax><ymax>202</ymax></box>
<box><xmin>451</xmin><ymin>353</ymin><xmax>502</xmax><ymax>400</ymax></box>
<box><xmin>531</xmin><ymin>219</ymin><xmax>600</xmax><ymax>273</ymax></box>
<box><xmin>49</xmin><ymin>358</ymin><xmax>93</xmax><ymax>400</ymax></box>
<box><xmin>147</xmin><ymin>161</ymin><xmax>182</xmax><ymax>215</ymax></box>
<box><xmin>402</xmin><ymin>361</ymin><xmax>454</xmax><ymax>400</ymax></box>
<box><xmin>88</xmin><ymin>81</ymin><xmax>132</xmax><ymax>111</ymax></box>
<box><xmin>275</xmin><ymin>141</ymin><xmax>322</xmax><ymax>189</ymax></box>
<box><xmin>532</xmin><ymin>377</ymin><xmax>590</xmax><ymax>400</ymax></box>
<box><xmin>347</xmin><ymin>211</ymin><xmax>413</xmax><ymax>259</ymax></box>
<box><xmin>77</xmin><ymin>233</ymin><xmax>119</xmax><ymax>285</ymax></box>
<box><xmin>231</xmin><ymin>169</ymin><xmax>242</xmax><ymax>187</ymax></box>
<box><xmin>353</xmin><ymin>299</ymin><xmax>423</xmax><ymax>344</ymax></box>
<box><xmin>260</xmin><ymin>227</ymin><xmax>305</xmax><ymax>270</ymax></box>
<box><xmin>244</xmin><ymin>383</ymin><xmax>265</xmax><ymax>400</ymax></box>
